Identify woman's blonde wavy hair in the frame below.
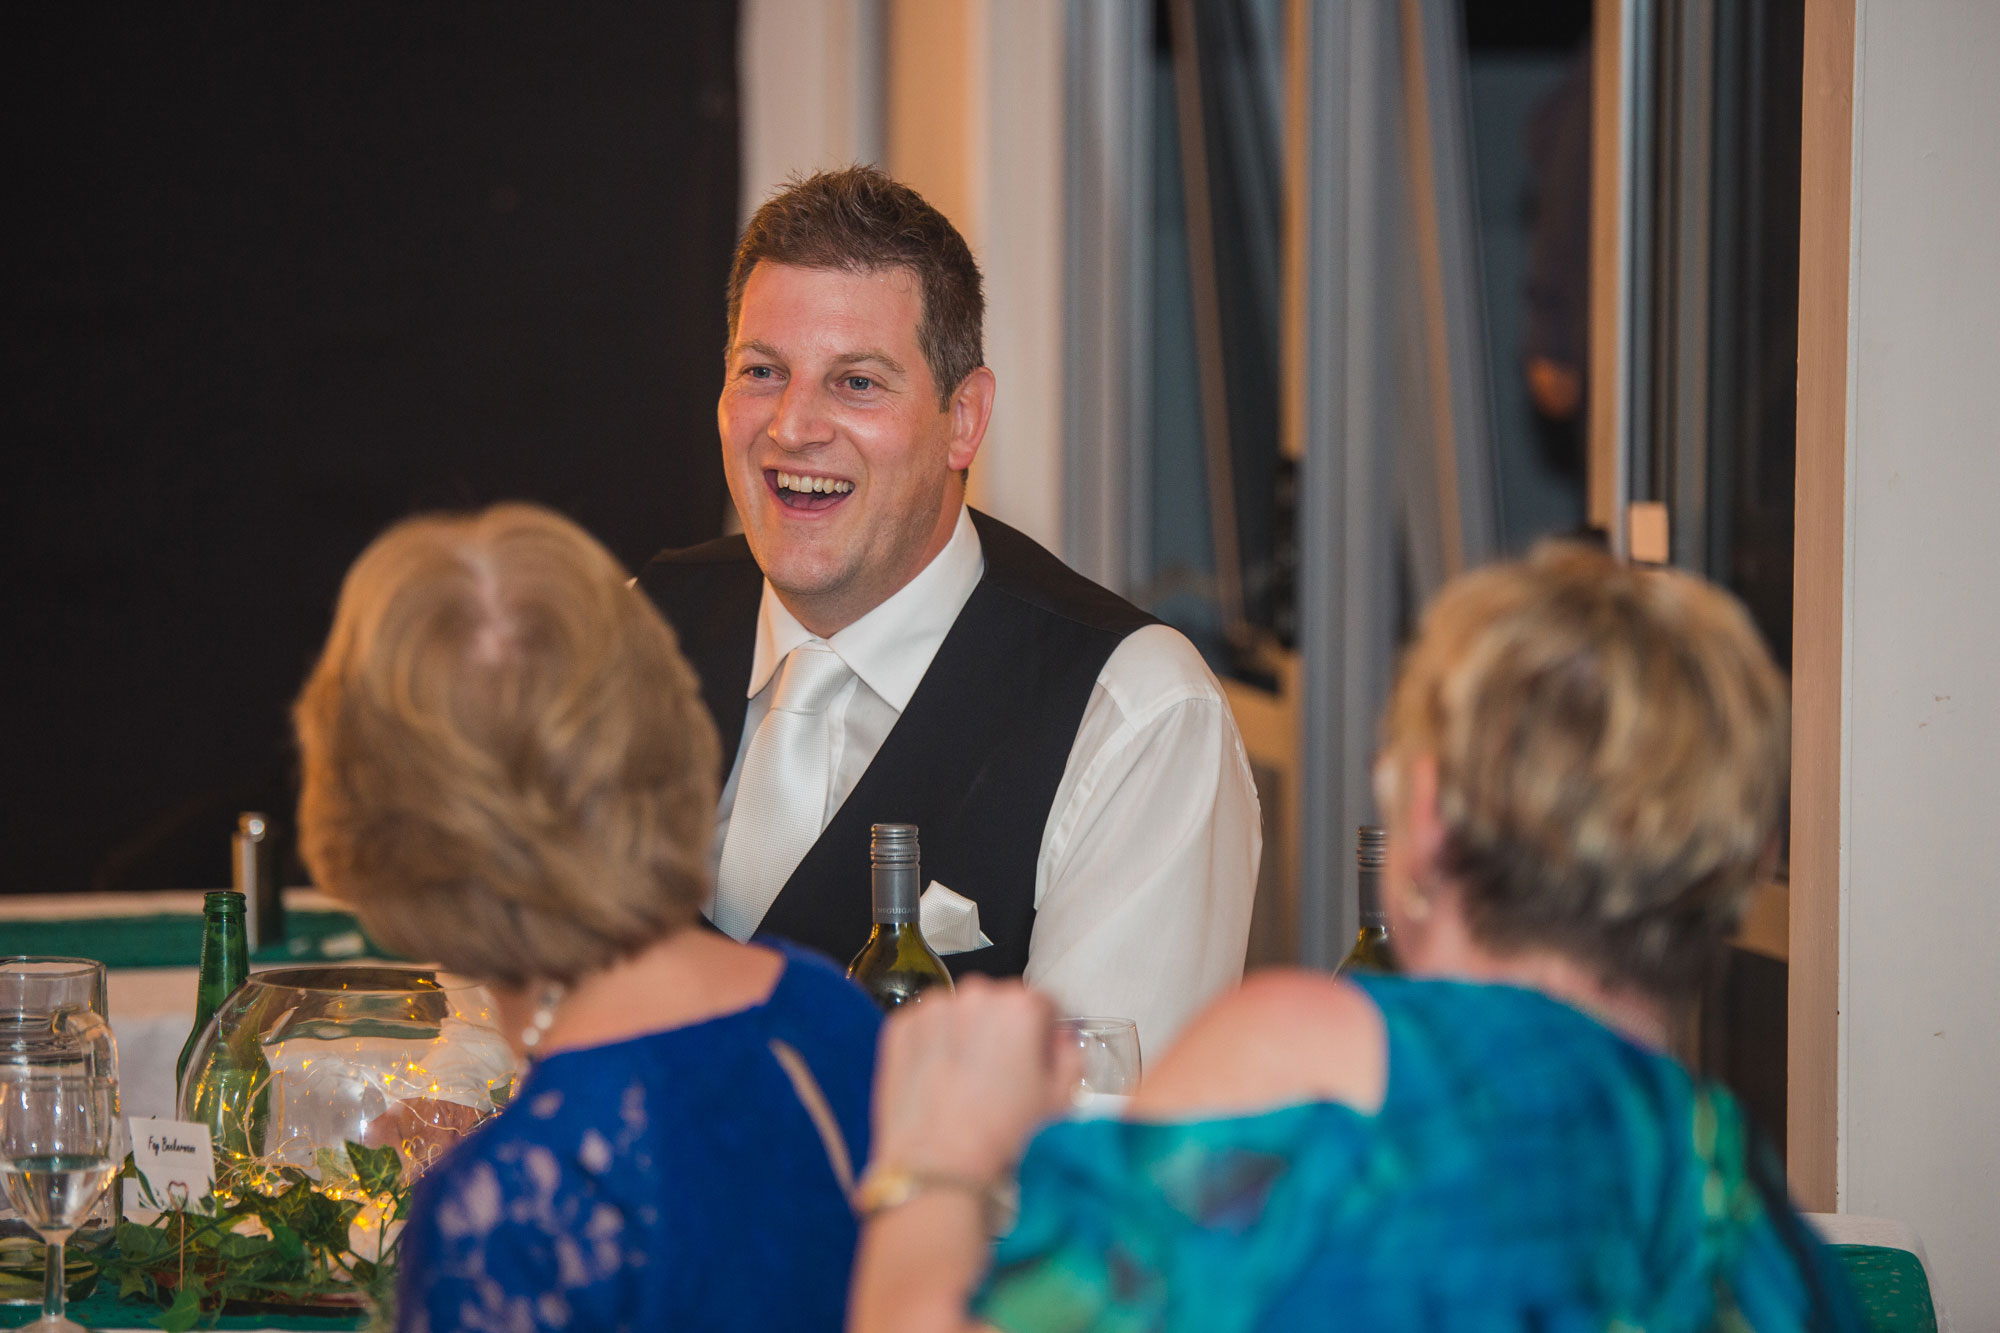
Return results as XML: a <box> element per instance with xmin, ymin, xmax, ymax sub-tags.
<box><xmin>294</xmin><ymin>503</ymin><xmax>721</xmax><ymax>988</ymax></box>
<box><xmin>1377</xmin><ymin>543</ymin><xmax>1789</xmax><ymax>998</ymax></box>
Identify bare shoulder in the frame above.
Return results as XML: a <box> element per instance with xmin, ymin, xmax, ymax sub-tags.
<box><xmin>1130</xmin><ymin>969</ymin><xmax>1387</xmax><ymax>1119</ymax></box>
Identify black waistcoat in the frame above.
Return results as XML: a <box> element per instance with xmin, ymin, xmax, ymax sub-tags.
<box><xmin>635</xmin><ymin>510</ymin><xmax>1156</xmax><ymax>977</ymax></box>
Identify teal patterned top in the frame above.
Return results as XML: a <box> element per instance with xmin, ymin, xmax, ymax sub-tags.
<box><xmin>978</xmin><ymin>975</ymin><xmax>1862</xmax><ymax>1333</ymax></box>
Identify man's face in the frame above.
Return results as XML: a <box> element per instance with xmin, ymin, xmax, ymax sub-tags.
<box><xmin>720</xmin><ymin>262</ymin><xmax>988</xmax><ymax>636</ymax></box>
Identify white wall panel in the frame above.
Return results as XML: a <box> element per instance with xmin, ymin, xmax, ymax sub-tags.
<box><xmin>1842</xmin><ymin>2</ymin><xmax>2000</xmax><ymax>1323</ymax></box>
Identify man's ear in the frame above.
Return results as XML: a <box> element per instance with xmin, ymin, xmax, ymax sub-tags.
<box><xmin>946</xmin><ymin>366</ymin><xmax>996</xmax><ymax>473</ymax></box>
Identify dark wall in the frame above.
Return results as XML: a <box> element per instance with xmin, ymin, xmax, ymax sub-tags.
<box><xmin>5</xmin><ymin>5</ymin><xmax>740</xmax><ymax>894</ymax></box>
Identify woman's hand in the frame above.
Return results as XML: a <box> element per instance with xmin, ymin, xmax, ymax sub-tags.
<box><xmin>851</xmin><ymin>980</ymin><xmax>1074</xmax><ymax>1333</ymax></box>
<box><xmin>870</xmin><ymin>978</ymin><xmax>1078</xmax><ymax>1186</ymax></box>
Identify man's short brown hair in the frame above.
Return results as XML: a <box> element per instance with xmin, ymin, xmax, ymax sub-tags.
<box><xmin>294</xmin><ymin>503</ymin><xmax>721</xmax><ymax>988</ymax></box>
<box><xmin>727</xmin><ymin>165</ymin><xmax>985</xmax><ymax>408</ymax></box>
<box><xmin>1377</xmin><ymin>543</ymin><xmax>1790</xmax><ymax>999</ymax></box>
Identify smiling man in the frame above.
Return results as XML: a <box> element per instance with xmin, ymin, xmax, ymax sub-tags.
<box><xmin>637</xmin><ymin>167</ymin><xmax>1257</xmax><ymax>1053</ymax></box>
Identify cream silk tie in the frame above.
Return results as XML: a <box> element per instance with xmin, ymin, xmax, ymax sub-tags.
<box><xmin>712</xmin><ymin>642</ymin><xmax>854</xmax><ymax>940</ymax></box>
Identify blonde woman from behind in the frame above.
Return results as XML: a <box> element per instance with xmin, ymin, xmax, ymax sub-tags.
<box><xmin>295</xmin><ymin>503</ymin><xmax>881</xmax><ymax>1333</ymax></box>
<box><xmin>848</xmin><ymin>544</ymin><xmax>1863</xmax><ymax>1333</ymax></box>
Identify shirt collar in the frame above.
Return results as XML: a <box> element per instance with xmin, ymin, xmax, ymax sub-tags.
<box><xmin>746</xmin><ymin>504</ymin><xmax>984</xmax><ymax>711</ymax></box>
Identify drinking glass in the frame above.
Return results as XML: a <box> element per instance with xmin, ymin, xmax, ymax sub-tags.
<box><xmin>1</xmin><ymin>959</ymin><xmax>119</xmax><ymax>1289</ymax></box>
<box><xmin>1056</xmin><ymin>1017</ymin><xmax>1142</xmax><ymax>1116</ymax></box>
<box><xmin>0</xmin><ymin>1071</ymin><xmax>122</xmax><ymax>1331</ymax></box>
<box><xmin>0</xmin><ymin>959</ymin><xmax>114</xmax><ymax>1079</ymax></box>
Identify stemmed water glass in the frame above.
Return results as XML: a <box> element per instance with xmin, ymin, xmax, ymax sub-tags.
<box><xmin>0</xmin><ymin>1070</ymin><xmax>123</xmax><ymax>1332</ymax></box>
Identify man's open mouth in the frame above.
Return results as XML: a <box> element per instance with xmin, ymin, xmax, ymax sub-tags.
<box><xmin>768</xmin><ymin>469</ymin><xmax>855</xmax><ymax>511</ymax></box>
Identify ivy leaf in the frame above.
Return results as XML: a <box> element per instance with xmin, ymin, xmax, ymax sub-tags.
<box><xmin>263</xmin><ymin>1180</ymin><xmax>319</xmax><ymax>1233</ymax></box>
<box><xmin>328</xmin><ymin>1197</ymin><xmax>364</xmax><ymax>1252</ymax></box>
<box><xmin>156</xmin><ymin>1278</ymin><xmax>205</xmax><ymax>1333</ymax></box>
<box><xmin>115</xmin><ymin>1221</ymin><xmax>176</xmax><ymax>1264</ymax></box>
<box><xmin>314</xmin><ymin>1145</ymin><xmax>351</xmax><ymax>1183</ymax></box>
<box><xmin>121</xmin><ymin>1151</ymin><xmax>163</xmax><ymax>1211</ymax></box>
<box><xmin>269</xmin><ymin>1221</ymin><xmax>306</xmax><ymax>1266</ymax></box>
<box><xmin>215</xmin><ymin>1231</ymin><xmax>273</xmax><ymax>1262</ymax></box>
<box><xmin>183</xmin><ymin>1223</ymin><xmax>225</xmax><ymax>1258</ymax></box>
<box><xmin>272</xmin><ymin>1188</ymin><xmax>359</xmax><ymax>1257</ymax></box>
<box><xmin>346</xmin><ymin>1140</ymin><xmax>404</xmax><ymax>1197</ymax></box>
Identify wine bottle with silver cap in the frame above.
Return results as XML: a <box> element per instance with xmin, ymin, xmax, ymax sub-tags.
<box><xmin>846</xmin><ymin>824</ymin><xmax>954</xmax><ymax>1011</ymax></box>
<box><xmin>1337</xmin><ymin>825</ymin><xmax>1397</xmax><ymax>975</ymax></box>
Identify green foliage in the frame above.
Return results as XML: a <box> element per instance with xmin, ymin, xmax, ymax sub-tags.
<box><xmin>348</xmin><ymin>1141</ymin><xmax>404</xmax><ymax>1199</ymax></box>
<box><xmin>82</xmin><ymin>1144</ymin><xmax>409</xmax><ymax>1330</ymax></box>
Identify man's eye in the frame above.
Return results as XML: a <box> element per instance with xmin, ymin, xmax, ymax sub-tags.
<box><xmin>744</xmin><ymin>365</ymin><xmax>775</xmax><ymax>380</ymax></box>
<box><xmin>843</xmin><ymin>375</ymin><xmax>875</xmax><ymax>392</ymax></box>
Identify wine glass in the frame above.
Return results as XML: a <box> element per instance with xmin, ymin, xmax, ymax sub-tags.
<box><xmin>0</xmin><ymin>1071</ymin><xmax>123</xmax><ymax>1331</ymax></box>
<box><xmin>1056</xmin><ymin>1017</ymin><xmax>1142</xmax><ymax>1117</ymax></box>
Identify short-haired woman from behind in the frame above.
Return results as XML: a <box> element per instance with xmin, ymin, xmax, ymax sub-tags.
<box><xmin>850</xmin><ymin>544</ymin><xmax>1862</xmax><ymax>1332</ymax></box>
<box><xmin>295</xmin><ymin>504</ymin><xmax>881</xmax><ymax>1333</ymax></box>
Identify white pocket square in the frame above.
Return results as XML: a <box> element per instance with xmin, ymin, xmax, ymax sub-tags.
<box><xmin>918</xmin><ymin>881</ymin><xmax>994</xmax><ymax>955</ymax></box>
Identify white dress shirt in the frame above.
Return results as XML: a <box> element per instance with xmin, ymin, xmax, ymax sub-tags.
<box><xmin>712</xmin><ymin>505</ymin><xmax>1260</xmax><ymax>1055</ymax></box>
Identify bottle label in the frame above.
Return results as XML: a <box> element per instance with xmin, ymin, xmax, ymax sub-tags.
<box><xmin>129</xmin><ymin>1118</ymin><xmax>217</xmax><ymax>1212</ymax></box>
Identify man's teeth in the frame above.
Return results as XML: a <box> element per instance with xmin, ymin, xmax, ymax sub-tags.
<box><xmin>776</xmin><ymin>472</ymin><xmax>855</xmax><ymax>495</ymax></box>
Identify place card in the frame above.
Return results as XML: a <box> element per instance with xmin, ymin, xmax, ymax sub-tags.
<box><xmin>129</xmin><ymin>1118</ymin><xmax>216</xmax><ymax>1212</ymax></box>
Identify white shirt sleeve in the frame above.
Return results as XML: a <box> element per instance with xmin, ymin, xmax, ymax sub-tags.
<box><xmin>1022</xmin><ymin>625</ymin><xmax>1261</xmax><ymax>1060</ymax></box>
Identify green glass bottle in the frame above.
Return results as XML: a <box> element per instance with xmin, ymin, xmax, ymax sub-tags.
<box><xmin>175</xmin><ymin>890</ymin><xmax>249</xmax><ymax>1098</ymax></box>
<box><xmin>846</xmin><ymin>824</ymin><xmax>954</xmax><ymax>1011</ymax></box>
<box><xmin>1338</xmin><ymin>825</ymin><xmax>1398</xmax><ymax>975</ymax></box>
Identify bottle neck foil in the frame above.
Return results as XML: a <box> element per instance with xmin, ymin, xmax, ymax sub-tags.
<box><xmin>871</xmin><ymin>864</ymin><xmax>920</xmax><ymax>925</ymax></box>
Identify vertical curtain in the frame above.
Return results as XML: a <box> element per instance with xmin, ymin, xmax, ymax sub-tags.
<box><xmin>4</xmin><ymin>5</ymin><xmax>742</xmax><ymax>894</ymax></box>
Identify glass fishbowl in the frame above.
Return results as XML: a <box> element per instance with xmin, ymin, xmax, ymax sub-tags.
<box><xmin>178</xmin><ymin>965</ymin><xmax>517</xmax><ymax>1194</ymax></box>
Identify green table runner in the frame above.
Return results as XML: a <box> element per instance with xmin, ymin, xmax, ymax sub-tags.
<box><xmin>1833</xmin><ymin>1243</ymin><xmax>1939</xmax><ymax>1333</ymax></box>
<box><xmin>2</xmin><ymin>1223</ymin><xmax>1939</xmax><ymax>1331</ymax></box>
<box><xmin>0</xmin><ymin>1286</ymin><xmax>366</xmax><ymax>1331</ymax></box>
<box><xmin>2</xmin><ymin>911</ymin><xmax>388</xmax><ymax>970</ymax></box>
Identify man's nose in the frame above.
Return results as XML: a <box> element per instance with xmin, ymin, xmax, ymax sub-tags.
<box><xmin>768</xmin><ymin>381</ymin><xmax>833</xmax><ymax>450</ymax></box>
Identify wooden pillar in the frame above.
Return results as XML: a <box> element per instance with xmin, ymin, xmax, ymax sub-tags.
<box><xmin>1787</xmin><ymin>0</ymin><xmax>1856</xmax><ymax>1214</ymax></box>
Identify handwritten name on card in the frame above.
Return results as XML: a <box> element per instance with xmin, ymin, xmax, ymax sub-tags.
<box><xmin>129</xmin><ymin>1118</ymin><xmax>216</xmax><ymax>1211</ymax></box>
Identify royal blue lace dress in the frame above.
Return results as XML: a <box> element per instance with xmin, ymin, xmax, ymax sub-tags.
<box><xmin>395</xmin><ymin>943</ymin><xmax>881</xmax><ymax>1333</ymax></box>
<box><xmin>978</xmin><ymin>974</ymin><xmax>1863</xmax><ymax>1333</ymax></box>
